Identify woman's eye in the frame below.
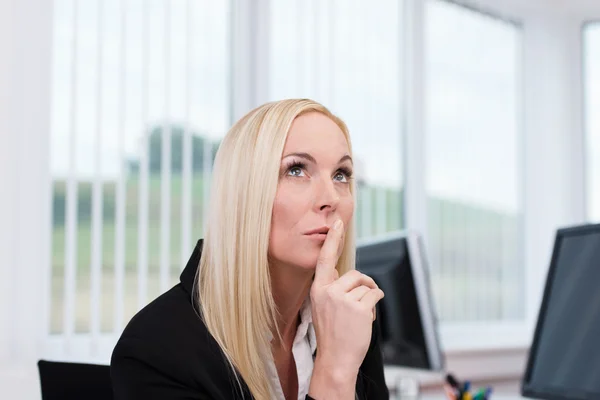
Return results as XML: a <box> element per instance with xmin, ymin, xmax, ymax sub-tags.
<box><xmin>288</xmin><ymin>167</ymin><xmax>304</xmax><ymax>177</ymax></box>
<box><xmin>334</xmin><ymin>172</ymin><xmax>348</xmax><ymax>182</ymax></box>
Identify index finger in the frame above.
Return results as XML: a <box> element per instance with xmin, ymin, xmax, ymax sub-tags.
<box><xmin>313</xmin><ymin>219</ymin><xmax>344</xmax><ymax>286</ymax></box>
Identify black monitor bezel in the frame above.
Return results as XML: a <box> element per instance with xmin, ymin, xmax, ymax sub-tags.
<box><xmin>522</xmin><ymin>223</ymin><xmax>600</xmax><ymax>400</ymax></box>
<box><xmin>357</xmin><ymin>230</ymin><xmax>445</xmax><ymax>372</ymax></box>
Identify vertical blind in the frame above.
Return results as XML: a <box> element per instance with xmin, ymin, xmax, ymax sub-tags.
<box><xmin>49</xmin><ymin>0</ymin><xmax>230</xmax><ymax>357</ymax></box>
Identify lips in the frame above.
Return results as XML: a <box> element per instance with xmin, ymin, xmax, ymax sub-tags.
<box><xmin>304</xmin><ymin>226</ymin><xmax>330</xmax><ymax>236</ymax></box>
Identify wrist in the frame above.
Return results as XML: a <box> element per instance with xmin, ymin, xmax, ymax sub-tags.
<box><xmin>314</xmin><ymin>355</ymin><xmax>359</xmax><ymax>381</ymax></box>
<box><xmin>309</xmin><ymin>357</ymin><xmax>358</xmax><ymax>400</ymax></box>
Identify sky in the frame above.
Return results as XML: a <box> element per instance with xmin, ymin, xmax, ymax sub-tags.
<box><xmin>50</xmin><ymin>0</ymin><xmax>598</xmax><ymax>216</ymax></box>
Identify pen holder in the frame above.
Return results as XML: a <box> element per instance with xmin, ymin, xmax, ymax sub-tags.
<box><xmin>444</xmin><ymin>373</ymin><xmax>493</xmax><ymax>400</ymax></box>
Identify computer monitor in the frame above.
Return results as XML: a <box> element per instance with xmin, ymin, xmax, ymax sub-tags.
<box><xmin>522</xmin><ymin>223</ymin><xmax>600</xmax><ymax>400</ymax></box>
<box><xmin>356</xmin><ymin>230</ymin><xmax>444</xmax><ymax>371</ymax></box>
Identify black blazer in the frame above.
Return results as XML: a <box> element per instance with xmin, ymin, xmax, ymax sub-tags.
<box><xmin>111</xmin><ymin>240</ymin><xmax>390</xmax><ymax>399</ymax></box>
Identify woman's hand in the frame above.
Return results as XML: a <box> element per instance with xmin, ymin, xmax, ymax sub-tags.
<box><xmin>308</xmin><ymin>219</ymin><xmax>385</xmax><ymax>399</ymax></box>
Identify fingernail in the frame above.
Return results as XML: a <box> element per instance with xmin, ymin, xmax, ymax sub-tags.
<box><xmin>334</xmin><ymin>220</ymin><xmax>343</xmax><ymax>230</ymax></box>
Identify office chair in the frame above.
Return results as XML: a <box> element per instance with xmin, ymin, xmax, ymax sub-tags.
<box><xmin>37</xmin><ymin>359</ymin><xmax>113</xmax><ymax>400</ymax></box>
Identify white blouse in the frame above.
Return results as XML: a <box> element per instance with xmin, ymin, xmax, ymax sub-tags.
<box><xmin>267</xmin><ymin>299</ymin><xmax>317</xmax><ymax>400</ymax></box>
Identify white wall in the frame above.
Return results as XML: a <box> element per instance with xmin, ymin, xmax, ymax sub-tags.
<box><xmin>522</xmin><ymin>12</ymin><xmax>587</xmax><ymax>329</ymax></box>
<box><xmin>0</xmin><ymin>0</ymin><xmax>53</xmax><ymax>398</ymax></box>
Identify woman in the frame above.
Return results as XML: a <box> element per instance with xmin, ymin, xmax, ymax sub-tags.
<box><xmin>111</xmin><ymin>99</ymin><xmax>389</xmax><ymax>400</ymax></box>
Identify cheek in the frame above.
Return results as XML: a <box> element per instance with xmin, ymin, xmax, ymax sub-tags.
<box><xmin>270</xmin><ymin>185</ymin><xmax>307</xmax><ymax>233</ymax></box>
<box><xmin>339</xmin><ymin>195</ymin><xmax>355</xmax><ymax>225</ymax></box>
<box><xmin>269</xmin><ymin>188</ymin><xmax>307</xmax><ymax>261</ymax></box>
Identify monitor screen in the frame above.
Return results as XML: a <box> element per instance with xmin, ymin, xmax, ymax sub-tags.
<box><xmin>356</xmin><ymin>231</ymin><xmax>443</xmax><ymax>371</ymax></box>
<box><xmin>522</xmin><ymin>224</ymin><xmax>600</xmax><ymax>400</ymax></box>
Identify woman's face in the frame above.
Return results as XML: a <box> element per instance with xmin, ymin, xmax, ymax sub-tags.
<box><xmin>268</xmin><ymin>112</ymin><xmax>354</xmax><ymax>271</ymax></box>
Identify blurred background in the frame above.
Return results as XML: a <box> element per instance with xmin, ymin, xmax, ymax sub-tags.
<box><xmin>0</xmin><ymin>0</ymin><xmax>599</xmax><ymax>398</ymax></box>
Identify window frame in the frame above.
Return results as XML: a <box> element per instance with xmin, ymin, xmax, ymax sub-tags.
<box><xmin>404</xmin><ymin>0</ymin><xmax>529</xmax><ymax>349</ymax></box>
<box><xmin>42</xmin><ymin>0</ymin><xmax>243</xmax><ymax>361</ymax></box>
<box><xmin>582</xmin><ymin>21</ymin><xmax>600</xmax><ymax>222</ymax></box>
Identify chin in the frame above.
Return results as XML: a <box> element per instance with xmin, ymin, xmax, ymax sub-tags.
<box><xmin>296</xmin><ymin>259</ymin><xmax>319</xmax><ymax>271</ymax></box>
<box><xmin>269</xmin><ymin>241</ymin><xmax>321</xmax><ymax>271</ymax></box>
<box><xmin>284</xmin><ymin>252</ymin><xmax>320</xmax><ymax>271</ymax></box>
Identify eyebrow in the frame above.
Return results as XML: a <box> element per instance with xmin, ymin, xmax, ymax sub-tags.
<box><xmin>282</xmin><ymin>152</ymin><xmax>353</xmax><ymax>165</ymax></box>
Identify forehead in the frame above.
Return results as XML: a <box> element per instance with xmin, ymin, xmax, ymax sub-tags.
<box><xmin>283</xmin><ymin>112</ymin><xmax>349</xmax><ymax>155</ymax></box>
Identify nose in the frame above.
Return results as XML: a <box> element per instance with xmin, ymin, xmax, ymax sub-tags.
<box><xmin>313</xmin><ymin>175</ymin><xmax>340</xmax><ymax>212</ymax></box>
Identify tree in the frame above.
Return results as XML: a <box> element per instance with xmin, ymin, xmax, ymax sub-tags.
<box><xmin>148</xmin><ymin>124</ymin><xmax>220</xmax><ymax>173</ymax></box>
<box><xmin>129</xmin><ymin>124</ymin><xmax>221</xmax><ymax>174</ymax></box>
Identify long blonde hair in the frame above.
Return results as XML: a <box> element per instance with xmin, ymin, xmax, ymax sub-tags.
<box><xmin>196</xmin><ymin>99</ymin><xmax>356</xmax><ymax>399</ymax></box>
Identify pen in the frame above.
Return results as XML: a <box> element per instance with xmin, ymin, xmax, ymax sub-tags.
<box><xmin>445</xmin><ymin>374</ymin><xmax>462</xmax><ymax>399</ymax></box>
<box><xmin>460</xmin><ymin>380</ymin><xmax>471</xmax><ymax>400</ymax></box>
<box><xmin>472</xmin><ymin>388</ymin><xmax>486</xmax><ymax>400</ymax></box>
<box><xmin>484</xmin><ymin>387</ymin><xmax>493</xmax><ymax>400</ymax></box>
<box><xmin>462</xmin><ymin>381</ymin><xmax>471</xmax><ymax>393</ymax></box>
<box><xmin>443</xmin><ymin>383</ymin><xmax>457</xmax><ymax>400</ymax></box>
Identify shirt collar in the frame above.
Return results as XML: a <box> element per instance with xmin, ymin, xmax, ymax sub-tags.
<box><xmin>296</xmin><ymin>297</ymin><xmax>317</xmax><ymax>355</ymax></box>
<box><xmin>267</xmin><ymin>297</ymin><xmax>317</xmax><ymax>355</ymax></box>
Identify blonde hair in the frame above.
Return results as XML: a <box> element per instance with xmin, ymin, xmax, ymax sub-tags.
<box><xmin>196</xmin><ymin>99</ymin><xmax>356</xmax><ymax>399</ymax></box>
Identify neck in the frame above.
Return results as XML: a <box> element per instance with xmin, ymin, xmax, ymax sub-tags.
<box><xmin>270</xmin><ymin>263</ymin><xmax>314</xmax><ymax>348</ymax></box>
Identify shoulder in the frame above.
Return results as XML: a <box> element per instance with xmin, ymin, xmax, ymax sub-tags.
<box><xmin>110</xmin><ymin>284</ymin><xmax>233</xmax><ymax>392</ymax></box>
<box><xmin>114</xmin><ymin>283</ymin><xmax>206</xmax><ymax>343</ymax></box>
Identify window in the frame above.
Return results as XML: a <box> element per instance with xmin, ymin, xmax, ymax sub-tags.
<box><xmin>425</xmin><ymin>0</ymin><xmax>523</xmax><ymax>322</ymax></box>
<box><xmin>269</xmin><ymin>0</ymin><xmax>404</xmax><ymax>238</ymax></box>
<box><xmin>585</xmin><ymin>23</ymin><xmax>600</xmax><ymax>222</ymax></box>
<box><xmin>49</xmin><ymin>0</ymin><xmax>231</xmax><ymax>346</ymax></box>
<box><xmin>47</xmin><ymin>0</ymin><xmax>526</xmax><ymax>361</ymax></box>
